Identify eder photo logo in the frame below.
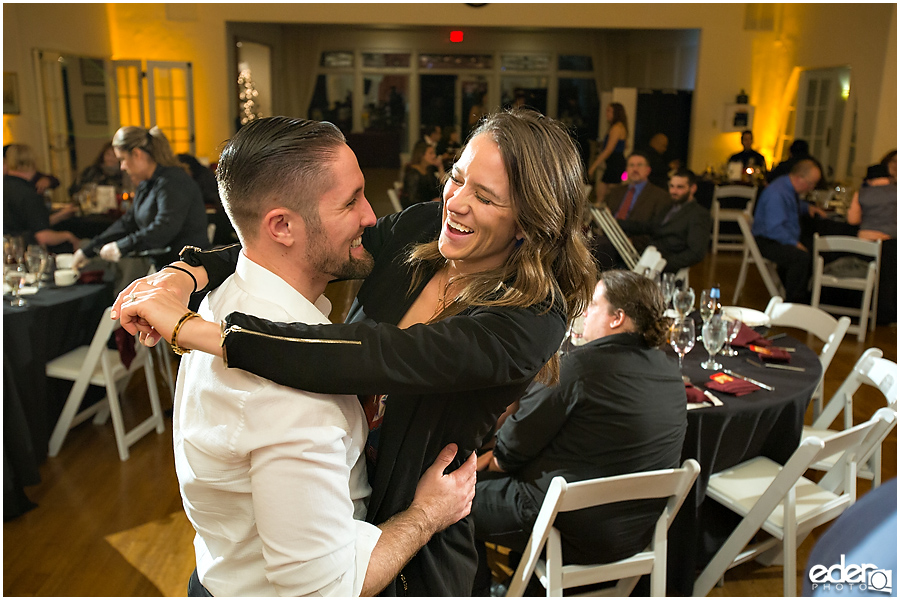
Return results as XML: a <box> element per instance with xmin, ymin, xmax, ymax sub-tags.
<box><xmin>809</xmin><ymin>554</ymin><xmax>893</xmax><ymax>594</ymax></box>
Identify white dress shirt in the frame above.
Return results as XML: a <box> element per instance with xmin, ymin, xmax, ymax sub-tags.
<box><xmin>174</xmin><ymin>253</ymin><xmax>381</xmax><ymax>596</ymax></box>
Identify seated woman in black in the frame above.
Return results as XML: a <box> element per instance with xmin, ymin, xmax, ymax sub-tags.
<box><xmin>400</xmin><ymin>140</ymin><xmax>444</xmax><ymax>208</ymax></box>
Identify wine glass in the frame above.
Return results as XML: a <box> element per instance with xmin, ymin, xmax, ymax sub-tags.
<box><xmin>25</xmin><ymin>246</ymin><xmax>49</xmax><ymax>289</ymax></box>
<box><xmin>660</xmin><ymin>272</ymin><xmax>676</xmax><ymax>312</ymax></box>
<box><xmin>722</xmin><ymin>310</ymin><xmax>742</xmax><ymax>357</ymax></box>
<box><xmin>669</xmin><ymin>319</ymin><xmax>696</xmax><ymax>369</ymax></box>
<box><xmin>674</xmin><ymin>287</ymin><xmax>695</xmax><ymax>319</ymax></box>
<box><xmin>701</xmin><ymin>316</ymin><xmax>727</xmax><ymax>370</ymax></box>
<box><xmin>6</xmin><ymin>263</ymin><xmax>28</xmax><ymax>307</ymax></box>
<box><xmin>699</xmin><ymin>289</ymin><xmax>714</xmax><ymax>324</ymax></box>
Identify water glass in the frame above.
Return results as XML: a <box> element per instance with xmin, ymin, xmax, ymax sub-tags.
<box><xmin>674</xmin><ymin>287</ymin><xmax>696</xmax><ymax>319</ymax></box>
<box><xmin>701</xmin><ymin>316</ymin><xmax>727</xmax><ymax>370</ymax></box>
<box><xmin>669</xmin><ymin>319</ymin><xmax>696</xmax><ymax>369</ymax></box>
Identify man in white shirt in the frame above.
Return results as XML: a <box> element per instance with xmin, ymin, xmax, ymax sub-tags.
<box><xmin>174</xmin><ymin>117</ymin><xmax>476</xmax><ymax>596</ymax></box>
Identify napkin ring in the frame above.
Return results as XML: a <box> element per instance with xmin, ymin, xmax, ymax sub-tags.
<box><xmin>171</xmin><ymin>311</ymin><xmax>200</xmax><ymax>356</ymax></box>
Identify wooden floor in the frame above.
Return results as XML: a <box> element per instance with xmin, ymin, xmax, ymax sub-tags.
<box><xmin>4</xmin><ymin>168</ymin><xmax>896</xmax><ymax>596</ymax></box>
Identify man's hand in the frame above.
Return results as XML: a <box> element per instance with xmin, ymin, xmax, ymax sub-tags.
<box><xmin>410</xmin><ymin>443</ymin><xmax>477</xmax><ymax>534</ymax></box>
<box><xmin>112</xmin><ymin>264</ymin><xmax>198</xmax><ymax>324</ymax></box>
<box><xmin>808</xmin><ymin>204</ymin><xmax>828</xmax><ymax>218</ymax></box>
<box><xmin>34</xmin><ymin>175</ymin><xmax>53</xmax><ymax>194</ymax></box>
<box><xmin>99</xmin><ymin>242</ymin><xmax>122</xmax><ymax>262</ymax></box>
<box><xmin>71</xmin><ymin>248</ymin><xmax>89</xmax><ymax>270</ymax></box>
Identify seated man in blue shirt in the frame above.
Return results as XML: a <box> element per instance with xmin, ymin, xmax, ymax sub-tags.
<box><xmin>471</xmin><ymin>270</ymin><xmax>687</xmax><ymax>595</ymax></box>
<box><xmin>752</xmin><ymin>159</ymin><xmax>827</xmax><ymax>302</ymax></box>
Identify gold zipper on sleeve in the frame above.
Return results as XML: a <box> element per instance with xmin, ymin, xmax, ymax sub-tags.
<box><xmin>222</xmin><ymin>325</ymin><xmax>363</xmax><ymax>345</ymax></box>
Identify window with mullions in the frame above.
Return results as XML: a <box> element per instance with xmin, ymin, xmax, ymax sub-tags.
<box><xmin>500</xmin><ymin>54</ymin><xmax>550</xmax><ymax>71</ymax></box>
<box><xmin>320</xmin><ymin>51</ymin><xmax>354</xmax><ymax>68</ymax></box>
<box><xmin>419</xmin><ymin>54</ymin><xmax>493</xmax><ymax>70</ymax></box>
<box><xmin>363</xmin><ymin>53</ymin><xmax>410</xmax><ymax>68</ymax></box>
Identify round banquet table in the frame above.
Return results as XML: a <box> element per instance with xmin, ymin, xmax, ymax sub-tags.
<box><xmin>665</xmin><ymin>327</ymin><xmax>823</xmax><ymax>595</ymax></box>
<box><xmin>3</xmin><ymin>282</ymin><xmax>112</xmax><ymax>520</ymax></box>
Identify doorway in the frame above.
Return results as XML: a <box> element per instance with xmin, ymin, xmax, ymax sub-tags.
<box><xmin>795</xmin><ymin>66</ymin><xmax>851</xmax><ymax>181</ymax></box>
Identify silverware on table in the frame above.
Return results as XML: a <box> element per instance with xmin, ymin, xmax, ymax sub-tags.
<box><xmin>722</xmin><ymin>369</ymin><xmax>775</xmax><ymax>391</ymax></box>
<box><xmin>745</xmin><ymin>358</ymin><xmax>805</xmax><ymax>372</ymax></box>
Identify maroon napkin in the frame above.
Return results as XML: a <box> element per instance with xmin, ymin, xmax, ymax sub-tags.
<box><xmin>731</xmin><ymin>327</ymin><xmax>771</xmax><ymax>348</ymax></box>
<box><xmin>685</xmin><ymin>382</ymin><xmax>706</xmax><ymax>404</ymax></box>
<box><xmin>114</xmin><ymin>327</ymin><xmax>136</xmax><ymax>369</ymax></box>
<box><xmin>705</xmin><ymin>372</ymin><xmax>760</xmax><ymax>396</ymax></box>
<box><xmin>751</xmin><ymin>344</ymin><xmax>791</xmax><ymax>363</ymax></box>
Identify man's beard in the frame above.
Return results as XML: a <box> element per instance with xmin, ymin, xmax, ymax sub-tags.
<box><xmin>306</xmin><ymin>224</ymin><xmax>374</xmax><ymax>281</ymax></box>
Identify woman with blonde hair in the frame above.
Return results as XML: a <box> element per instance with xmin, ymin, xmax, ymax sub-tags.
<box><xmin>72</xmin><ymin>126</ymin><xmax>208</xmax><ymax>269</ymax></box>
<box><xmin>114</xmin><ymin>108</ymin><xmax>596</xmax><ymax>596</ymax></box>
<box><xmin>588</xmin><ymin>101</ymin><xmax>629</xmax><ymax>202</ymax></box>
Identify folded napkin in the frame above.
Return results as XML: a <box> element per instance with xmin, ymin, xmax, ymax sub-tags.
<box><xmin>685</xmin><ymin>382</ymin><xmax>706</xmax><ymax>404</ymax></box>
<box><xmin>731</xmin><ymin>326</ymin><xmax>771</xmax><ymax>348</ymax></box>
<box><xmin>114</xmin><ymin>327</ymin><xmax>136</xmax><ymax>369</ymax></box>
<box><xmin>706</xmin><ymin>372</ymin><xmax>760</xmax><ymax>396</ymax></box>
<box><xmin>750</xmin><ymin>344</ymin><xmax>791</xmax><ymax>363</ymax></box>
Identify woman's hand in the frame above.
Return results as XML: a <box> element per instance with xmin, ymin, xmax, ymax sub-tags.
<box><xmin>113</xmin><ymin>285</ymin><xmax>223</xmax><ymax>357</ymax></box>
<box><xmin>112</xmin><ymin>264</ymin><xmax>203</xmax><ymax>322</ymax></box>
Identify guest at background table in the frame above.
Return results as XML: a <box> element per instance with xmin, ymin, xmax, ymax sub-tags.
<box><xmin>847</xmin><ymin>162</ymin><xmax>896</xmax><ymax>325</ymax></box>
<box><xmin>68</xmin><ymin>142</ymin><xmax>125</xmax><ymax>197</ymax></box>
<box><xmin>880</xmin><ymin>149</ymin><xmax>897</xmax><ymax>182</ymax></box>
<box><xmin>588</xmin><ymin>102</ymin><xmax>628</xmax><ymax>202</ymax></box>
<box><xmin>3</xmin><ymin>144</ymin><xmax>60</xmax><ymax>195</ymax></box>
<box><xmin>630</xmin><ymin>168</ymin><xmax>711</xmax><ymax>274</ymax></box>
<box><xmin>767</xmin><ymin>139</ymin><xmax>810</xmax><ymax>183</ymax></box>
<box><xmin>399</xmin><ymin>140</ymin><xmax>444</xmax><ymax>208</ymax></box>
<box><xmin>643</xmin><ymin>132</ymin><xmax>671</xmax><ymax>189</ymax></box>
<box><xmin>752</xmin><ymin>159</ymin><xmax>827</xmax><ymax>302</ymax></box>
<box><xmin>728</xmin><ymin>130</ymin><xmax>767</xmax><ymax>179</ymax></box>
<box><xmin>471</xmin><ymin>270</ymin><xmax>686</xmax><ymax>595</ymax></box>
<box><xmin>3</xmin><ymin>144</ymin><xmax>80</xmax><ymax>252</ymax></box>
<box><xmin>604</xmin><ymin>150</ymin><xmax>672</xmax><ymax>235</ymax></box>
<box><xmin>422</xmin><ymin>123</ymin><xmax>441</xmax><ymax>148</ymax></box>
<box><xmin>72</xmin><ymin>126</ymin><xmax>208</xmax><ymax>271</ymax></box>
<box><xmin>436</xmin><ymin>124</ymin><xmax>462</xmax><ymax>171</ymax></box>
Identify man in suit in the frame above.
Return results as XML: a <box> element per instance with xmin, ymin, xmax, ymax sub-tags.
<box><xmin>728</xmin><ymin>129</ymin><xmax>767</xmax><ymax>177</ymax></box>
<box><xmin>603</xmin><ymin>150</ymin><xmax>672</xmax><ymax>235</ymax></box>
<box><xmin>630</xmin><ymin>168</ymin><xmax>711</xmax><ymax>273</ymax></box>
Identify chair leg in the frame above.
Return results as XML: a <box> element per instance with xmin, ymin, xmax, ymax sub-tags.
<box><xmin>103</xmin><ymin>370</ymin><xmax>131</xmax><ymax>462</ymax></box>
<box><xmin>732</xmin><ymin>249</ymin><xmax>750</xmax><ymax>304</ymax></box>
<box><xmin>144</xmin><ymin>359</ymin><xmax>166</xmax><ymax>434</ymax></box>
<box><xmin>47</xmin><ymin>377</ymin><xmax>93</xmax><ymax>457</ymax></box>
<box><xmin>712</xmin><ymin>217</ymin><xmax>720</xmax><ymax>255</ymax></box>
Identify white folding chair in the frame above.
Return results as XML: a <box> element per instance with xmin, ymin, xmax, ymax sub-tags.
<box><xmin>810</xmin><ymin>234</ymin><xmax>882</xmax><ymax>341</ymax></box>
<box><xmin>732</xmin><ymin>210</ymin><xmax>785</xmax><ymax>304</ymax></box>
<box><xmin>507</xmin><ymin>459</ymin><xmax>700</xmax><ymax>597</ymax></box>
<box><xmin>206</xmin><ymin>222</ymin><xmax>216</xmax><ymax>245</ymax></box>
<box><xmin>387</xmin><ymin>188</ymin><xmax>403</xmax><ymax>213</ymax></box>
<box><xmin>633</xmin><ymin>245</ymin><xmax>667</xmax><ymax>280</ymax></box>
<box><xmin>46</xmin><ymin>307</ymin><xmax>165</xmax><ymax>461</ymax></box>
<box><xmin>692</xmin><ymin>409</ymin><xmax>896</xmax><ymax>597</ymax></box>
<box><xmin>711</xmin><ymin>184</ymin><xmax>758</xmax><ymax>253</ymax></box>
<box><xmin>802</xmin><ymin>348</ymin><xmax>898</xmax><ymax>488</ymax></box>
<box><xmin>764</xmin><ymin>296</ymin><xmax>851</xmax><ymax>418</ymax></box>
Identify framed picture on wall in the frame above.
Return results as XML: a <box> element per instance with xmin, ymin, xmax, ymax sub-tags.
<box><xmin>722</xmin><ymin>104</ymin><xmax>755</xmax><ymax>132</ymax></box>
<box><xmin>4</xmin><ymin>72</ymin><xmax>20</xmax><ymax>114</ymax></box>
<box><xmin>80</xmin><ymin>58</ymin><xmax>106</xmax><ymax>86</ymax></box>
<box><xmin>84</xmin><ymin>93</ymin><xmax>108</xmax><ymax>125</ymax></box>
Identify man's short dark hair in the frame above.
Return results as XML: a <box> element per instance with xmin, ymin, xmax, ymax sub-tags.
<box><xmin>669</xmin><ymin>167</ymin><xmax>697</xmax><ymax>187</ymax></box>
<box><xmin>628</xmin><ymin>149</ymin><xmax>651</xmax><ymax>164</ymax></box>
<box><xmin>216</xmin><ymin>117</ymin><xmax>346</xmax><ymax>242</ymax></box>
<box><xmin>741</xmin><ymin>130</ymin><xmax>753</xmax><ymax>139</ymax></box>
<box><xmin>423</xmin><ymin>124</ymin><xmax>441</xmax><ymax>137</ymax></box>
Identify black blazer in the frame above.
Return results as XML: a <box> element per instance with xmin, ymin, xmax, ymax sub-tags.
<box><xmin>199</xmin><ymin>202</ymin><xmax>567</xmax><ymax>596</ymax></box>
<box><xmin>630</xmin><ymin>200</ymin><xmax>711</xmax><ymax>273</ymax></box>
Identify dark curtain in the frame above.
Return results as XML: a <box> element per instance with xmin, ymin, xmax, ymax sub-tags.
<box><xmin>634</xmin><ymin>90</ymin><xmax>693</xmax><ymax>169</ymax></box>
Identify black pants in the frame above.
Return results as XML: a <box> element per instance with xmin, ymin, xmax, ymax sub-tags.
<box><xmin>188</xmin><ymin>568</ymin><xmax>213</xmax><ymax>597</ymax></box>
<box><xmin>755</xmin><ymin>236</ymin><xmax>811</xmax><ymax>303</ymax></box>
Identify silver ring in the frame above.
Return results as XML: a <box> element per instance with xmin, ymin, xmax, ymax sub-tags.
<box><xmin>128</xmin><ymin>292</ymin><xmax>137</xmax><ymax>303</ymax></box>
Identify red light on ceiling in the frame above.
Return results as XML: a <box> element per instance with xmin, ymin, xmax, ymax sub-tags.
<box><xmin>450</xmin><ymin>30</ymin><xmax>464</xmax><ymax>43</ymax></box>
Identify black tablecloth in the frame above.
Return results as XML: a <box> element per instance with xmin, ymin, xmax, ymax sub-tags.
<box><xmin>3</xmin><ymin>282</ymin><xmax>112</xmax><ymax>520</ymax></box>
<box><xmin>667</xmin><ymin>328</ymin><xmax>822</xmax><ymax>595</ymax></box>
